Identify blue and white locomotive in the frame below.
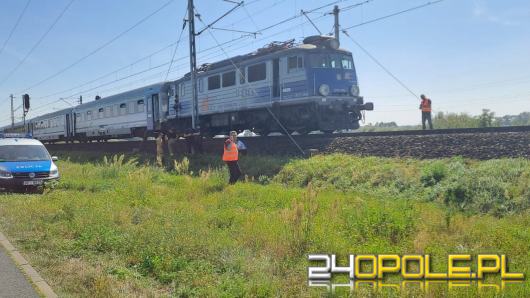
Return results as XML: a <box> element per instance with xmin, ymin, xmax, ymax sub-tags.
<box><xmin>1</xmin><ymin>36</ymin><xmax>373</xmax><ymax>142</ymax></box>
<box><xmin>162</xmin><ymin>36</ymin><xmax>373</xmax><ymax>135</ymax></box>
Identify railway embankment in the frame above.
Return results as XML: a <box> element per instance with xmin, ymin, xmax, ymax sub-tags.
<box><xmin>45</xmin><ymin>129</ymin><xmax>530</xmax><ymax>159</ymax></box>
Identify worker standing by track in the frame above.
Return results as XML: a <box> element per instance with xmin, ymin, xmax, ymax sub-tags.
<box><xmin>419</xmin><ymin>94</ymin><xmax>433</xmax><ymax>130</ymax></box>
<box><xmin>223</xmin><ymin>131</ymin><xmax>241</xmax><ymax>184</ymax></box>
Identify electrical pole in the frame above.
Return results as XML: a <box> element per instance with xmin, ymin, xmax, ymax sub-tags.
<box><xmin>78</xmin><ymin>95</ymin><xmax>83</xmax><ymax>105</ymax></box>
<box><xmin>10</xmin><ymin>94</ymin><xmax>14</xmax><ymax>128</ymax></box>
<box><xmin>333</xmin><ymin>5</ymin><xmax>340</xmax><ymax>43</ymax></box>
<box><xmin>188</xmin><ymin>0</ymin><xmax>199</xmax><ymax>131</ymax></box>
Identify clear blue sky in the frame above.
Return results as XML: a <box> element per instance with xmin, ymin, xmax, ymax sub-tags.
<box><xmin>0</xmin><ymin>0</ymin><xmax>529</xmax><ymax>126</ymax></box>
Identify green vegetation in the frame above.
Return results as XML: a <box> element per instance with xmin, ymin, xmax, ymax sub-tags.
<box><xmin>433</xmin><ymin>110</ymin><xmax>498</xmax><ymax>129</ymax></box>
<box><xmin>360</xmin><ymin>111</ymin><xmax>530</xmax><ymax>131</ymax></box>
<box><xmin>0</xmin><ymin>154</ymin><xmax>528</xmax><ymax>297</ymax></box>
<box><xmin>276</xmin><ymin>155</ymin><xmax>530</xmax><ymax>217</ymax></box>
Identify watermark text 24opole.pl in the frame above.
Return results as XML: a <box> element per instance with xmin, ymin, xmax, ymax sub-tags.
<box><xmin>308</xmin><ymin>254</ymin><xmax>525</xmax><ymax>291</ymax></box>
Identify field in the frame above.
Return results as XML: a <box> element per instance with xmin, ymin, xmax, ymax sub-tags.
<box><xmin>0</xmin><ymin>154</ymin><xmax>529</xmax><ymax>297</ymax></box>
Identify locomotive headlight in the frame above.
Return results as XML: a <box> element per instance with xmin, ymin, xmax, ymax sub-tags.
<box><xmin>350</xmin><ymin>85</ymin><xmax>360</xmax><ymax>97</ymax></box>
<box><xmin>319</xmin><ymin>84</ymin><xmax>330</xmax><ymax>96</ymax></box>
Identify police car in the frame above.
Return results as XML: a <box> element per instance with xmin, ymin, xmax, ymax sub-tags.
<box><xmin>0</xmin><ymin>133</ymin><xmax>60</xmax><ymax>193</ymax></box>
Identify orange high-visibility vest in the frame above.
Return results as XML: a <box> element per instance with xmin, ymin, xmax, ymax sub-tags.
<box><xmin>222</xmin><ymin>140</ymin><xmax>239</xmax><ymax>161</ymax></box>
<box><xmin>421</xmin><ymin>99</ymin><xmax>432</xmax><ymax>112</ymax></box>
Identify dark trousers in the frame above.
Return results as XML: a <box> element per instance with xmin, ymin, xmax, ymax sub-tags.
<box><xmin>225</xmin><ymin>161</ymin><xmax>241</xmax><ymax>184</ymax></box>
<box><xmin>422</xmin><ymin>112</ymin><xmax>433</xmax><ymax>130</ymax></box>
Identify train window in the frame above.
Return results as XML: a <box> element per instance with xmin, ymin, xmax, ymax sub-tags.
<box><xmin>198</xmin><ymin>79</ymin><xmax>204</xmax><ymax>92</ymax></box>
<box><xmin>287</xmin><ymin>56</ymin><xmax>304</xmax><ymax>72</ymax></box>
<box><xmin>222</xmin><ymin>71</ymin><xmax>236</xmax><ymax>87</ymax></box>
<box><xmin>341</xmin><ymin>57</ymin><xmax>353</xmax><ymax>69</ymax></box>
<box><xmin>330</xmin><ymin>56</ymin><xmax>340</xmax><ymax>69</ymax></box>
<box><xmin>98</xmin><ymin>108</ymin><xmax>104</xmax><ymax>119</ymax></box>
<box><xmin>310</xmin><ymin>55</ymin><xmax>341</xmax><ymax>69</ymax></box>
<box><xmin>248</xmin><ymin>63</ymin><xmax>266</xmax><ymax>82</ymax></box>
<box><xmin>137</xmin><ymin>100</ymin><xmax>145</xmax><ymax>112</ymax></box>
<box><xmin>119</xmin><ymin>103</ymin><xmax>127</xmax><ymax>115</ymax></box>
<box><xmin>311</xmin><ymin>55</ymin><xmax>329</xmax><ymax>68</ymax></box>
<box><xmin>180</xmin><ymin>84</ymin><xmax>186</xmax><ymax>96</ymax></box>
<box><xmin>239</xmin><ymin>68</ymin><xmax>246</xmax><ymax>84</ymax></box>
<box><xmin>208</xmin><ymin>75</ymin><xmax>220</xmax><ymax>90</ymax></box>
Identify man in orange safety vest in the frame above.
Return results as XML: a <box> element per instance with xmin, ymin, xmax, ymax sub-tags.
<box><xmin>223</xmin><ymin>131</ymin><xmax>241</xmax><ymax>184</ymax></box>
<box><xmin>419</xmin><ymin>94</ymin><xmax>433</xmax><ymax>130</ymax></box>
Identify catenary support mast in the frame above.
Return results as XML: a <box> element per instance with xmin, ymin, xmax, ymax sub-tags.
<box><xmin>10</xmin><ymin>94</ymin><xmax>14</xmax><ymax>128</ymax></box>
<box><xmin>188</xmin><ymin>0</ymin><xmax>199</xmax><ymax>131</ymax></box>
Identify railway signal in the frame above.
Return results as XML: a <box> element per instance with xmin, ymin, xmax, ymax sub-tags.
<box><xmin>23</xmin><ymin>94</ymin><xmax>30</xmax><ymax>112</ymax></box>
<box><xmin>22</xmin><ymin>93</ymin><xmax>30</xmax><ymax>133</ymax></box>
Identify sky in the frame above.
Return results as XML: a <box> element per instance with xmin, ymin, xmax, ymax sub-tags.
<box><xmin>0</xmin><ymin>0</ymin><xmax>529</xmax><ymax>126</ymax></box>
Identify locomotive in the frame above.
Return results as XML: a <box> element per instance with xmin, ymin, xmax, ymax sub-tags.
<box><xmin>1</xmin><ymin>36</ymin><xmax>373</xmax><ymax>142</ymax></box>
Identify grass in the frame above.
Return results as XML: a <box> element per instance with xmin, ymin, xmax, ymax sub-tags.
<box><xmin>0</xmin><ymin>154</ymin><xmax>528</xmax><ymax>297</ymax></box>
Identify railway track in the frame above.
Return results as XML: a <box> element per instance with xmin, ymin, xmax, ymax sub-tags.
<box><xmin>44</xmin><ymin>126</ymin><xmax>530</xmax><ymax>160</ymax></box>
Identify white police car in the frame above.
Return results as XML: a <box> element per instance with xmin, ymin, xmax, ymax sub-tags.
<box><xmin>0</xmin><ymin>134</ymin><xmax>59</xmax><ymax>193</ymax></box>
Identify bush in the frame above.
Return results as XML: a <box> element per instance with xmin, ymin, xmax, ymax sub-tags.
<box><xmin>420</xmin><ymin>161</ymin><xmax>447</xmax><ymax>186</ymax></box>
<box><xmin>276</xmin><ymin>155</ymin><xmax>530</xmax><ymax>216</ymax></box>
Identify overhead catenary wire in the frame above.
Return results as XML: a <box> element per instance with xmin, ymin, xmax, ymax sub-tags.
<box><xmin>342</xmin><ymin>31</ymin><xmax>419</xmax><ymax>100</ymax></box>
<box><xmin>30</xmin><ymin>0</ymin><xmax>364</xmax><ymax>100</ymax></box>
<box><xmin>35</xmin><ymin>41</ymin><xmax>179</xmax><ymax>101</ymax></box>
<box><xmin>241</xmin><ymin>1</ymin><xmax>262</xmax><ymax>34</ymax></box>
<box><xmin>24</xmin><ymin>34</ymin><xmax>250</xmax><ymax>113</ymax></box>
<box><xmin>28</xmin><ymin>0</ymin><xmax>273</xmax><ymax>102</ymax></box>
<box><xmin>16</xmin><ymin>0</ymin><xmax>175</xmax><ymax>94</ymax></box>
<box><xmin>301</xmin><ymin>10</ymin><xmax>323</xmax><ymax>35</ymax></box>
<box><xmin>257</xmin><ymin>0</ymin><xmax>343</xmax><ymax>32</ymax></box>
<box><xmin>165</xmin><ymin>11</ymin><xmax>188</xmax><ymax>81</ymax></box>
<box><xmin>28</xmin><ymin>0</ymin><xmax>346</xmax><ymax>105</ymax></box>
<box><xmin>339</xmin><ymin>0</ymin><xmax>375</xmax><ymax>12</ymax></box>
<box><xmin>342</xmin><ymin>0</ymin><xmax>445</xmax><ymax>30</ymax></box>
<box><xmin>196</xmin><ymin>1</ymin><xmax>245</xmax><ymax>35</ymax></box>
<box><xmin>0</xmin><ymin>0</ymin><xmax>32</xmax><ymax>57</ymax></box>
<box><xmin>0</xmin><ymin>0</ymin><xmax>75</xmax><ymax>87</ymax></box>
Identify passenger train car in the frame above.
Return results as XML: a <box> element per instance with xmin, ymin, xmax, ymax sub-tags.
<box><xmin>73</xmin><ymin>83</ymin><xmax>168</xmax><ymax>141</ymax></box>
<box><xmin>0</xmin><ymin>36</ymin><xmax>373</xmax><ymax>142</ymax></box>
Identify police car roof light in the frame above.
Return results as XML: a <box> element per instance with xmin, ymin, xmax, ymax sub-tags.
<box><xmin>0</xmin><ymin>132</ymin><xmax>33</xmax><ymax>139</ymax></box>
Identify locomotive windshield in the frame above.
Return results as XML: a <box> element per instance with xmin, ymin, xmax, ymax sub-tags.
<box><xmin>309</xmin><ymin>54</ymin><xmax>353</xmax><ymax>69</ymax></box>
